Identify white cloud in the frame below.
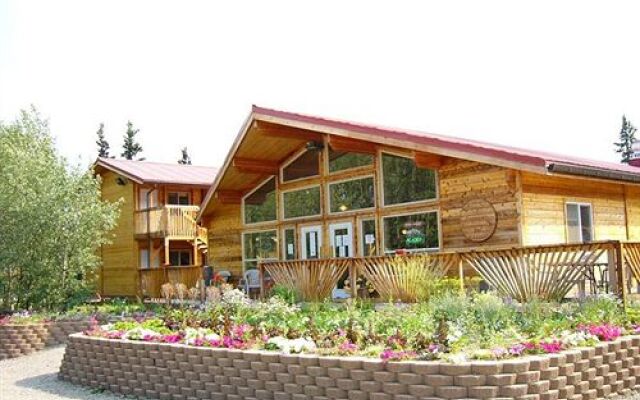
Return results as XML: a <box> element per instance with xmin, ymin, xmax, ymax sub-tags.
<box><xmin>1</xmin><ymin>0</ymin><xmax>639</xmax><ymax>168</ymax></box>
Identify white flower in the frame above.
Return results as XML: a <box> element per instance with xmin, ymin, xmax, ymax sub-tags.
<box><xmin>222</xmin><ymin>289</ymin><xmax>250</xmax><ymax>306</ymax></box>
<box><xmin>443</xmin><ymin>352</ymin><xmax>468</xmax><ymax>364</ymax></box>
<box><xmin>183</xmin><ymin>327</ymin><xmax>218</xmax><ymax>345</ymax></box>
<box><xmin>559</xmin><ymin>330</ymin><xmax>598</xmax><ymax>347</ymax></box>
<box><xmin>267</xmin><ymin>336</ymin><xmax>316</xmax><ymax>354</ymax></box>
<box><xmin>123</xmin><ymin>327</ymin><xmax>160</xmax><ymax>340</ymax></box>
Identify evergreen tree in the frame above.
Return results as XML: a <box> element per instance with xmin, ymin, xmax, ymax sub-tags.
<box><xmin>178</xmin><ymin>147</ymin><xmax>192</xmax><ymax>165</ymax></box>
<box><xmin>614</xmin><ymin>115</ymin><xmax>637</xmax><ymax>164</ymax></box>
<box><xmin>95</xmin><ymin>123</ymin><xmax>111</xmax><ymax>158</ymax></box>
<box><xmin>121</xmin><ymin>121</ymin><xmax>143</xmax><ymax>160</ymax></box>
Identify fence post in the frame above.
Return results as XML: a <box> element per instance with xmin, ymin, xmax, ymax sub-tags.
<box><xmin>617</xmin><ymin>242</ymin><xmax>628</xmax><ymax>309</ymax></box>
<box><xmin>458</xmin><ymin>256</ymin><xmax>465</xmax><ymax>292</ymax></box>
<box><xmin>608</xmin><ymin>244</ymin><xmax>618</xmax><ymax>296</ymax></box>
<box><xmin>349</xmin><ymin>259</ymin><xmax>358</xmax><ymax>299</ymax></box>
<box><xmin>258</xmin><ymin>262</ymin><xmax>265</xmax><ymax>300</ymax></box>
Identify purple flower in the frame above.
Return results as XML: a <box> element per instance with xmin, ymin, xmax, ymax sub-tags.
<box><xmin>338</xmin><ymin>340</ymin><xmax>357</xmax><ymax>354</ymax></box>
<box><xmin>162</xmin><ymin>334</ymin><xmax>182</xmax><ymax>343</ymax></box>
<box><xmin>580</xmin><ymin>324</ymin><xmax>622</xmax><ymax>342</ymax></box>
<box><xmin>380</xmin><ymin>348</ymin><xmax>416</xmax><ymax>362</ymax></box>
<box><xmin>509</xmin><ymin>344</ymin><xmax>527</xmax><ymax>356</ymax></box>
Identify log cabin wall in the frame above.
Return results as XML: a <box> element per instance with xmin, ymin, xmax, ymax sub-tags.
<box><xmin>439</xmin><ymin>160</ymin><xmax>520</xmax><ymax>250</ymax></box>
<box><xmin>100</xmin><ymin>170</ymin><xmax>138</xmax><ymax>296</ymax></box>
<box><xmin>520</xmin><ymin>172</ymin><xmax>629</xmax><ymax>245</ymax></box>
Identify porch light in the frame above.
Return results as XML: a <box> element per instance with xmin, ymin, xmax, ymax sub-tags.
<box><xmin>339</xmin><ymin>204</ymin><xmax>348</xmax><ymax>212</ymax></box>
<box><xmin>306</xmin><ymin>141</ymin><xmax>324</xmax><ymax>152</ymax></box>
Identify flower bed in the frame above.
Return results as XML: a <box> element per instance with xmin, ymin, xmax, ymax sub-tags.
<box><xmin>60</xmin><ymin>332</ymin><xmax>640</xmax><ymax>400</ymax></box>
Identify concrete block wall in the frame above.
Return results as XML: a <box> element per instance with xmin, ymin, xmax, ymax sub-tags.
<box><xmin>0</xmin><ymin>320</ymin><xmax>91</xmax><ymax>360</ymax></box>
<box><xmin>60</xmin><ymin>334</ymin><xmax>640</xmax><ymax>400</ymax></box>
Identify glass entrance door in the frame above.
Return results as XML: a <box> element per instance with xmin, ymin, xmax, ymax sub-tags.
<box><xmin>300</xmin><ymin>225</ymin><xmax>322</xmax><ymax>260</ymax></box>
<box><xmin>329</xmin><ymin>222</ymin><xmax>353</xmax><ymax>299</ymax></box>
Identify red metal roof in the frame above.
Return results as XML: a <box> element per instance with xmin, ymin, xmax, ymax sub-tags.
<box><xmin>96</xmin><ymin>158</ymin><xmax>218</xmax><ymax>186</ymax></box>
<box><xmin>253</xmin><ymin>105</ymin><xmax>640</xmax><ymax>176</ymax></box>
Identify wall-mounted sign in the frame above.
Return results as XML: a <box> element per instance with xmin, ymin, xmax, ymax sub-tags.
<box><xmin>460</xmin><ymin>198</ymin><xmax>498</xmax><ymax>243</ymax></box>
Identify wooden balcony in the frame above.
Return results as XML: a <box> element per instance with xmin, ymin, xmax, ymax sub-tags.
<box><xmin>134</xmin><ymin>205</ymin><xmax>201</xmax><ymax>239</ymax></box>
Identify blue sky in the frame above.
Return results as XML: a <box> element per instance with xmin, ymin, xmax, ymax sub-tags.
<box><xmin>1</xmin><ymin>1</ymin><xmax>639</xmax><ymax>168</ymax></box>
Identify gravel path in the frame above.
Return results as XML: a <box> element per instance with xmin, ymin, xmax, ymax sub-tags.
<box><xmin>0</xmin><ymin>346</ymin><xmax>124</xmax><ymax>400</ymax></box>
<box><xmin>1</xmin><ymin>346</ymin><xmax>640</xmax><ymax>400</ymax></box>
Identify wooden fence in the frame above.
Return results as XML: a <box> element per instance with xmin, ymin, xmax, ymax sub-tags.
<box><xmin>260</xmin><ymin>240</ymin><xmax>640</xmax><ymax>304</ymax></box>
<box><xmin>139</xmin><ymin>266</ymin><xmax>203</xmax><ymax>298</ymax></box>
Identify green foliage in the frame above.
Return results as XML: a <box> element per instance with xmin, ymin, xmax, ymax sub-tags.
<box><xmin>614</xmin><ymin>115</ymin><xmax>637</xmax><ymax>164</ymax></box>
<box><xmin>270</xmin><ymin>285</ymin><xmax>298</xmax><ymax>305</ymax></box>
<box><xmin>0</xmin><ymin>107</ymin><xmax>121</xmax><ymax>311</ymax></box>
<box><xmin>121</xmin><ymin>120</ymin><xmax>143</xmax><ymax>160</ymax></box>
<box><xmin>574</xmin><ymin>295</ymin><xmax>623</xmax><ymax>325</ymax></box>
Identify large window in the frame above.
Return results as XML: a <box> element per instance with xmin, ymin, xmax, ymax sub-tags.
<box><xmin>169</xmin><ymin>250</ymin><xmax>192</xmax><ymax>266</ymax></box>
<box><xmin>328</xmin><ymin>148</ymin><xmax>374</xmax><ymax>173</ymax></box>
<box><xmin>243</xmin><ymin>230</ymin><xmax>278</xmax><ymax>270</ymax></box>
<box><xmin>243</xmin><ymin>177</ymin><xmax>277</xmax><ymax>224</ymax></box>
<box><xmin>282</xmin><ymin>150</ymin><xmax>320</xmax><ymax>182</ymax></box>
<box><xmin>566</xmin><ymin>203</ymin><xmax>593</xmax><ymax>243</ymax></box>
<box><xmin>282</xmin><ymin>186</ymin><xmax>321</xmax><ymax>219</ymax></box>
<box><xmin>383</xmin><ymin>212</ymin><xmax>439</xmax><ymax>253</ymax></box>
<box><xmin>382</xmin><ymin>153</ymin><xmax>437</xmax><ymax>205</ymax></box>
<box><xmin>329</xmin><ymin>176</ymin><xmax>375</xmax><ymax>213</ymax></box>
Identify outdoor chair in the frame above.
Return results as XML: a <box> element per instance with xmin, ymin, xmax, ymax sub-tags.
<box><xmin>240</xmin><ymin>269</ymin><xmax>261</xmax><ymax>297</ymax></box>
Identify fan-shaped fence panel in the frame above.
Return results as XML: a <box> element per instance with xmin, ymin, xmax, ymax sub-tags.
<box><xmin>462</xmin><ymin>243</ymin><xmax>612</xmax><ymax>302</ymax></box>
<box><xmin>622</xmin><ymin>242</ymin><xmax>640</xmax><ymax>284</ymax></box>
<box><xmin>357</xmin><ymin>253</ymin><xmax>457</xmax><ymax>302</ymax></box>
<box><xmin>263</xmin><ymin>259</ymin><xmax>350</xmax><ymax>302</ymax></box>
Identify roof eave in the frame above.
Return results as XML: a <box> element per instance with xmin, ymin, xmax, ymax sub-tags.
<box><xmin>547</xmin><ymin>162</ymin><xmax>640</xmax><ymax>184</ymax></box>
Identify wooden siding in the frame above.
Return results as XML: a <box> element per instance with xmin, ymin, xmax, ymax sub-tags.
<box><xmin>100</xmin><ymin>171</ymin><xmax>138</xmax><ymax>296</ymax></box>
<box><xmin>440</xmin><ymin>160</ymin><xmax>520</xmax><ymax>250</ymax></box>
<box><xmin>521</xmin><ymin>172</ymin><xmax>628</xmax><ymax>245</ymax></box>
<box><xmin>205</xmin><ymin>203</ymin><xmax>243</xmax><ymax>277</ymax></box>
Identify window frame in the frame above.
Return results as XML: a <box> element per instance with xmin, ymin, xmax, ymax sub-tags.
<box><xmin>242</xmin><ymin>175</ymin><xmax>278</xmax><ymax>226</ymax></box>
<box><xmin>381</xmin><ymin>209</ymin><xmax>441</xmax><ymax>254</ymax></box>
<box><xmin>281</xmin><ymin>226</ymin><xmax>297</xmax><ymax>260</ymax></box>
<box><xmin>358</xmin><ymin>216</ymin><xmax>378</xmax><ymax>257</ymax></box>
<box><xmin>280</xmin><ymin>184</ymin><xmax>323</xmax><ymax>221</ymax></box>
<box><xmin>241</xmin><ymin>229</ymin><xmax>279</xmax><ymax>273</ymax></box>
<box><xmin>565</xmin><ymin>202</ymin><xmax>594</xmax><ymax>243</ymax></box>
<box><xmin>168</xmin><ymin>249</ymin><xmax>192</xmax><ymax>267</ymax></box>
<box><xmin>279</xmin><ymin>148</ymin><xmax>321</xmax><ymax>184</ymax></box>
<box><xmin>325</xmin><ymin>145</ymin><xmax>375</xmax><ymax>175</ymax></box>
<box><xmin>378</xmin><ymin>150</ymin><xmax>439</xmax><ymax>208</ymax></box>
<box><xmin>326</xmin><ymin>174</ymin><xmax>376</xmax><ymax>215</ymax></box>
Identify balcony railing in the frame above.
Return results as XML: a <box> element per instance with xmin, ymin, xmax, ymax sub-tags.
<box><xmin>139</xmin><ymin>265</ymin><xmax>203</xmax><ymax>298</ymax></box>
<box><xmin>134</xmin><ymin>205</ymin><xmax>200</xmax><ymax>239</ymax></box>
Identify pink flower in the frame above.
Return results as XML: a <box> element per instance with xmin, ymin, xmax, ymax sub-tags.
<box><xmin>338</xmin><ymin>340</ymin><xmax>357</xmax><ymax>354</ymax></box>
<box><xmin>492</xmin><ymin>347</ymin><xmax>507</xmax><ymax>358</ymax></box>
<box><xmin>162</xmin><ymin>334</ymin><xmax>182</xmax><ymax>343</ymax></box>
<box><xmin>580</xmin><ymin>324</ymin><xmax>622</xmax><ymax>342</ymax></box>
<box><xmin>540</xmin><ymin>340</ymin><xmax>563</xmax><ymax>353</ymax></box>
<box><xmin>380</xmin><ymin>348</ymin><xmax>416</xmax><ymax>362</ymax></box>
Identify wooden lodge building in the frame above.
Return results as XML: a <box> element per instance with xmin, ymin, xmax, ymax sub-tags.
<box><xmin>95</xmin><ymin>158</ymin><xmax>217</xmax><ymax>297</ymax></box>
<box><xmin>196</xmin><ymin>106</ymin><xmax>640</xmax><ymax>295</ymax></box>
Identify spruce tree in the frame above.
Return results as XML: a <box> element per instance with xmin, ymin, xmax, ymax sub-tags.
<box><xmin>614</xmin><ymin>115</ymin><xmax>637</xmax><ymax>164</ymax></box>
<box><xmin>178</xmin><ymin>147</ymin><xmax>192</xmax><ymax>165</ymax></box>
<box><xmin>121</xmin><ymin>121</ymin><xmax>143</xmax><ymax>160</ymax></box>
<box><xmin>95</xmin><ymin>123</ymin><xmax>111</xmax><ymax>158</ymax></box>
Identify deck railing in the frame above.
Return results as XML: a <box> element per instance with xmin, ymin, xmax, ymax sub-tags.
<box><xmin>139</xmin><ymin>265</ymin><xmax>203</xmax><ymax>298</ymax></box>
<box><xmin>134</xmin><ymin>205</ymin><xmax>200</xmax><ymax>238</ymax></box>
<box><xmin>260</xmin><ymin>240</ymin><xmax>640</xmax><ymax>304</ymax></box>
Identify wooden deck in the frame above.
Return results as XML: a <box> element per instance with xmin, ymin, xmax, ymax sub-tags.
<box><xmin>260</xmin><ymin>240</ymin><xmax>640</xmax><ymax>304</ymax></box>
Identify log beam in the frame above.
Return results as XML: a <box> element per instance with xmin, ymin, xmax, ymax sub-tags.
<box><xmin>232</xmin><ymin>157</ymin><xmax>279</xmax><ymax>175</ymax></box>
<box><xmin>215</xmin><ymin>190</ymin><xmax>243</xmax><ymax>204</ymax></box>
<box><xmin>327</xmin><ymin>136</ymin><xmax>377</xmax><ymax>154</ymax></box>
<box><xmin>414</xmin><ymin>152</ymin><xmax>444</xmax><ymax>169</ymax></box>
<box><xmin>255</xmin><ymin>121</ymin><xmax>324</xmax><ymax>142</ymax></box>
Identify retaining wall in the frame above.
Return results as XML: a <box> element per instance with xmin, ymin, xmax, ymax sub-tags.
<box><xmin>0</xmin><ymin>320</ymin><xmax>91</xmax><ymax>360</ymax></box>
<box><xmin>60</xmin><ymin>333</ymin><xmax>640</xmax><ymax>400</ymax></box>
